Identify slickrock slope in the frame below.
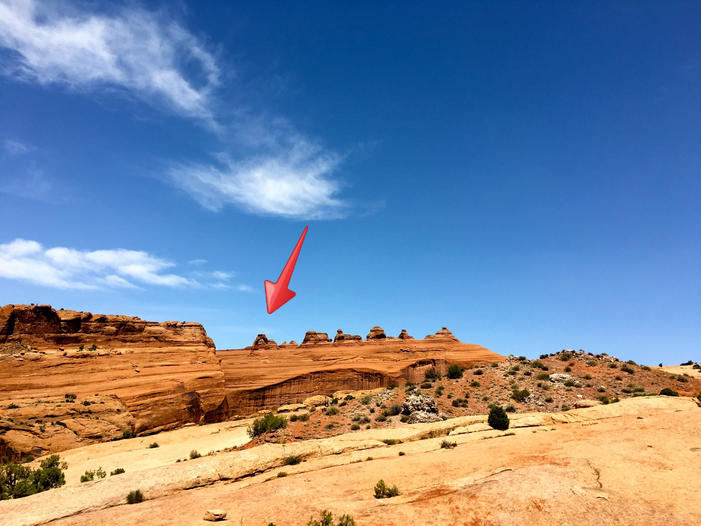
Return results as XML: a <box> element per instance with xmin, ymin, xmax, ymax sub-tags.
<box><xmin>0</xmin><ymin>305</ymin><xmax>226</xmax><ymax>459</ymax></box>
<box><xmin>218</xmin><ymin>326</ymin><xmax>501</xmax><ymax>416</ymax></box>
<box><xmin>1</xmin><ymin>397</ymin><xmax>699</xmax><ymax>526</ymax></box>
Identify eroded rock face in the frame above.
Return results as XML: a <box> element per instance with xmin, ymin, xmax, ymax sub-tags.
<box><xmin>397</xmin><ymin>329</ymin><xmax>414</xmax><ymax>340</ymax></box>
<box><xmin>249</xmin><ymin>334</ymin><xmax>279</xmax><ymax>350</ymax></box>
<box><xmin>0</xmin><ymin>304</ymin><xmax>226</xmax><ymax>459</ymax></box>
<box><xmin>302</xmin><ymin>331</ymin><xmax>331</xmax><ymax>344</ymax></box>
<box><xmin>334</xmin><ymin>330</ymin><xmax>362</xmax><ymax>342</ymax></box>
<box><xmin>425</xmin><ymin>327</ymin><xmax>458</xmax><ymax>340</ymax></box>
<box><xmin>402</xmin><ymin>393</ymin><xmax>439</xmax><ymax>415</ymax></box>
<box><xmin>366</xmin><ymin>326</ymin><xmax>387</xmax><ymax>340</ymax></box>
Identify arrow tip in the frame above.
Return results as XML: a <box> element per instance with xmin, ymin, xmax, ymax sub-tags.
<box><xmin>264</xmin><ymin>280</ymin><xmax>296</xmax><ymax>314</ymax></box>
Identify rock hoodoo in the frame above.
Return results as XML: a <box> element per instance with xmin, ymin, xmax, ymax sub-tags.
<box><xmin>366</xmin><ymin>326</ymin><xmax>387</xmax><ymax>340</ymax></box>
<box><xmin>397</xmin><ymin>329</ymin><xmax>414</xmax><ymax>340</ymax></box>
<box><xmin>425</xmin><ymin>326</ymin><xmax>458</xmax><ymax>340</ymax></box>
<box><xmin>334</xmin><ymin>329</ymin><xmax>362</xmax><ymax>342</ymax></box>
<box><xmin>302</xmin><ymin>331</ymin><xmax>331</xmax><ymax>344</ymax></box>
<box><xmin>249</xmin><ymin>334</ymin><xmax>278</xmax><ymax>350</ymax></box>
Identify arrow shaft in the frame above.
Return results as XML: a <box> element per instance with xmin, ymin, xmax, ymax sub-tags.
<box><xmin>276</xmin><ymin>225</ymin><xmax>308</xmax><ymax>287</ymax></box>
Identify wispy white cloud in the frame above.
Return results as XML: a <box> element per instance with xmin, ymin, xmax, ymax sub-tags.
<box><xmin>3</xmin><ymin>138</ymin><xmax>30</xmax><ymax>155</ymax></box>
<box><xmin>236</xmin><ymin>284</ymin><xmax>255</xmax><ymax>293</ymax></box>
<box><xmin>188</xmin><ymin>258</ymin><xmax>208</xmax><ymax>265</ymax></box>
<box><xmin>169</xmin><ymin>134</ymin><xmax>347</xmax><ymax>219</ymax></box>
<box><xmin>0</xmin><ymin>0</ymin><xmax>219</xmax><ymax>122</ymax></box>
<box><xmin>0</xmin><ymin>238</ymin><xmax>193</xmax><ymax>289</ymax></box>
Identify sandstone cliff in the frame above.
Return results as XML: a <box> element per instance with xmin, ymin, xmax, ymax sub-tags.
<box><xmin>0</xmin><ymin>305</ymin><xmax>502</xmax><ymax>459</ymax></box>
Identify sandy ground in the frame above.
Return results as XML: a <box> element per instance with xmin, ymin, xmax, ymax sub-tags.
<box><xmin>662</xmin><ymin>365</ymin><xmax>701</xmax><ymax>379</ymax></box>
<box><xmin>3</xmin><ymin>396</ymin><xmax>699</xmax><ymax>526</ymax></box>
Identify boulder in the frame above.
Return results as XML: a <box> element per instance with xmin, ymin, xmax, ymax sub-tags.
<box><xmin>302</xmin><ymin>331</ymin><xmax>331</xmax><ymax>344</ymax></box>
<box><xmin>402</xmin><ymin>393</ymin><xmax>438</xmax><ymax>415</ymax></box>
<box><xmin>397</xmin><ymin>329</ymin><xmax>414</xmax><ymax>340</ymax></box>
<box><xmin>203</xmin><ymin>509</ymin><xmax>227</xmax><ymax>521</ymax></box>
<box><xmin>574</xmin><ymin>399</ymin><xmax>602</xmax><ymax>409</ymax></box>
<box><xmin>303</xmin><ymin>395</ymin><xmax>331</xmax><ymax>407</ymax></box>
<box><xmin>405</xmin><ymin>410</ymin><xmax>442</xmax><ymax>424</ymax></box>
<box><xmin>366</xmin><ymin>326</ymin><xmax>386</xmax><ymax>340</ymax></box>
<box><xmin>549</xmin><ymin>373</ymin><xmax>574</xmax><ymax>383</ymax></box>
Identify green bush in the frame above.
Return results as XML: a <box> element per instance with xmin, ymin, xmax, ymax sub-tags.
<box><xmin>470</xmin><ymin>381</ymin><xmax>480</xmax><ymax>388</ymax></box>
<box><xmin>544</xmin><ymin>397</ymin><xmax>553</xmax><ymax>403</ymax></box>
<box><xmin>110</xmin><ymin>468</ymin><xmax>125</xmax><ymax>476</ymax></box>
<box><xmin>306</xmin><ymin>510</ymin><xmax>356</xmax><ymax>526</ymax></box>
<box><xmin>189</xmin><ymin>450</ymin><xmax>201</xmax><ymax>459</ymax></box>
<box><xmin>350</xmin><ymin>424</ymin><xmax>360</xmax><ymax>430</ymax></box>
<box><xmin>473</xmin><ymin>368</ymin><xmax>484</xmax><ymax>376</ymax></box>
<box><xmin>126</xmin><ymin>489</ymin><xmax>144</xmax><ymax>504</ymax></box>
<box><xmin>0</xmin><ymin>455</ymin><xmax>67</xmax><ymax>499</ymax></box>
<box><xmin>424</xmin><ymin>367</ymin><xmax>441</xmax><ymax>381</ymax></box>
<box><xmin>122</xmin><ymin>429</ymin><xmax>136</xmax><ymax>439</ymax></box>
<box><xmin>6</xmin><ymin>403</ymin><xmax>19</xmax><ymax>409</ymax></box>
<box><xmin>325</xmin><ymin>406</ymin><xmax>339</xmax><ymax>416</ymax></box>
<box><xmin>487</xmin><ymin>406</ymin><xmax>509</xmax><ymax>430</ymax></box>
<box><xmin>536</xmin><ymin>373</ymin><xmax>550</xmax><ymax>380</ymax></box>
<box><xmin>386</xmin><ymin>404</ymin><xmax>402</xmax><ymax>416</ymax></box>
<box><xmin>511</xmin><ymin>388</ymin><xmax>530</xmax><ymax>402</ymax></box>
<box><xmin>447</xmin><ymin>364</ymin><xmax>463</xmax><ymax>379</ymax></box>
<box><xmin>440</xmin><ymin>440</ymin><xmax>457</xmax><ymax>449</ymax></box>
<box><xmin>374</xmin><ymin>479</ymin><xmax>400</xmax><ymax>499</ymax></box>
<box><xmin>249</xmin><ymin>413</ymin><xmax>288</xmax><ymax>437</ymax></box>
<box><xmin>284</xmin><ymin>455</ymin><xmax>302</xmax><ymax>465</ymax></box>
<box><xmin>505</xmin><ymin>405</ymin><xmax>516</xmax><ymax>413</ymax></box>
<box><xmin>621</xmin><ymin>365</ymin><xmax>635</xmax><ymax>374</ymax></box>
<box><xmin>148</xmin><ymin>442</ymin><xmax>159</xmax><ymax>449</ymax></box>
<box><xmin>660</xmin><ymin>388</ymin><xmax>679</xmax><ymax>397</ymax></box>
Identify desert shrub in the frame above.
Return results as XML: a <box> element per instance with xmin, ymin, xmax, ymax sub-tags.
<box><xmin>642</xmin><ymin>365</ymin><xmax>651</xmax><ymax>371</ymax></box>
<box><xmin>277</xmin><ymin>471</ymin><xmax>287</xmax><ymax>477</ymax></box>
<box><xmin>505</xmin><ymin>405</ymin><xmax>516</xmax><ymax>413</ymax></box>
<box><xmin>110</xmin><ymin>468</ymin><xmax>125</xmax><ymax>476</ymax></box>
<box><xmin>375</xmin><ymin>415</ymin><xmax>387</xmax><ymax>422</ymax></box>
<box><xmin>561</xmin><ymin>404</ymin><xmax>571</xmax><ymax>411</ymax></box>
<box><xmin>420</xmin><ymin>382</ymin><xmax>433</xmax><ymax>389</ymax></box>
<box><xmin>289</xmin><ymin>414</ymin><xmax>298</xmax><ymax>422</ymax></box>
<box><xmin>544</xmin><ymin>397</ymin><xmax>553</xmax><ymax>403</ymax></box>
<box><xmin>598</xmin><ymin>396</ymin><xmax>611</xmax><ymax>404</ymax></box>
<box><xmin>582</xmin><ymin>374</ymin><xmax>592</xmax><ymax>380</ymax></box>
<box><xmin>660</xmin><ymin>388</ymin><xmax>679</xmax><ymax>397</ymax></box>
<box><xmin>559</xmin><ymin>352</ymin><xmax>571</xmax><ymax>361</ymax></box>
<box><xmin>676</xmin><ymin>375</ymin><xmax>689</xmax><ymax>383</ymax></box>
<box><xmin>148</xmin><ymin>442</ymin><xmax>159</xmax><ymax>449</ymax></box>
<box><xmin>126</xmin><ymin>489</ymin><xmax>143</xmax><ymax>504</ymax></box>
<box><xmin>564</xmin><ymin>379</ymin><xmax>576</xmax><ymax>387</ymax></box>
<box><xmin>447</xmin><ymin>364</ymin><xmax>463</xmax><ymax>379</ymax></box>
<box><xmin>374</xmin><ymin>479</ymin><xmax>400</xmax><ymax>499</ymax></box>
<box><xmin>325</xmin><ymin>423</ymin><xmax>336</xmax><ymax>430</ymax></box>
<box><xmin>440</xmin><ymin>440</ymin><xmax>457</xmax><ymax>449</ymax></box>
<box><xmin>621</xmin><ymin>365</ymin><xmax>635</xmax><ymax>374</ymax></box>
<box><xmin>0</xmin><ymin>455</ymin><xmax>67</xmax><ymax>499</ymax></box>
<box><xmin>451</xmin><ymin>398</ymin><xmax>468</xmax><ymax>408</ymax></box>
<box><xmin>382</xmin><ymin>439</ymin><xmax>400</xmax><ymax>445</ymax></box>
<box><xmin>491</xmin><ymin>362</ymin><xmax>498</xmax><ymax>368</ymax></box>
<box><xmin>597</xmin><ymin>386</ymin><xmax>606</xmax><ymax>392</ymax></box>
<box><xmin>64</xmin><ymin>393</ymin><xmax>76</xmax><ymax>401</ymax></box>
<box><xmin>487</xmin><ymin>406</ymin><xmax>509</xmax><ymax>430</ymax></box>
<box><xmin>530</xmin><ymin>360</ymin><xmax>545</xmax><ymax>370</ymax></box>
<box><xmin>615</xmin><ymin>375</ymin><xmax>623</xmax><ymax>381</ymax></box>
<box><xmin>249</xmin><ymin>413</ymin><xmax>287</xmax><ymax>437</ymax></box>
<box><xmin>627</xmin><ymin>360</ymin><xmax>637</xmax><ymax>366</ymax></box>
<box><xmin>306</xmin><ymin>510</ymin><xmax>356</xmax><ymax>526</ymax></box>
<box><xmin>344</xmin><ymin>394</ymin><xmax>355</xmax><ymax>401</ymax></box>
<box><xmin>470</xmin><ymin>381</ymin><xmax>480</xmax><ymax>388</ymax></box>
<box><xmin>189</xmin><ymin>450</ymin><xmax>201</xmax><ymax>459</ymax></box>
<box><xmin>609</xmin><ymin>362</ymin><xmax>618</xmax><ymax>368</ymax></box>
<box><xmin>681</xmin><ymin>360</ymin><xmax>693</xmax><ymax>366</ymax></box>
<box><xmin>80</xmin><ymin>470</ymin><xmax>95</xmax><ymax>482</ymax></box>
<box><xmin>121</xmin><ymin>429</ymin><xmax>136</xmax><ymax>439</ymax></box>
<box><xmin>511</xmin><ymin>388</ymin><xmax>530</xmax><ymax>402</ymax></box>
<box><xmin>360</xmin><ymin>395</ymin><xmax>372</xmax><ymax>405</ymax></box>
<box><xmin>6</xmin><ymin>403</ymin><xmax>19</xmax><ymax>409</ymax></box>
<box><xmin>21</xmin><ymin>456</ymin><xmax>34</xmax><ymax>463</ymax></box>
<box><xmin>326</xmin><ymin>406</ymin><xmax>339</xmax><ymax>416</ymax></box>
<box><xmin>350</xmin><ymin>424</ymin><xmax>360</xmax><ymax>430</ymax></box>
<box><xmin>387</xmin><ymin>404</ymin><xmax>402</xmax><ymax>416</ymax></box>
<box><xmin>284</xmin><ymin>455</ymin><xmax>302</xmax><ymax>465</ymax></box>
<box><xmin>424</xmin><ymin>367</ymin><xmax>441</xmax><ymax>381</ymax></box>
<box><xmin>536</xmin><ymin>373</ymin><xmax>550</xmax><ymax>380</ymax></box>
<box><xmin>473</xmin><ymin>368</ymin><xmax>484</xmax><ymax>376</ymax></box>
<box><xmin>586</xmin><ymin>359</ymin><xmax>597</xmax><ymax>367</ymax></box>
<box><xmin>400</xmin><ymin>415</ymin><xmax>409</xmax><ymax>423</ymax></box>
<box><xmin>506</xmin><ymin>369</ymin><xmax>516</xmax><ymax>376</ymax></box>
<box><xmin>564</xmin><ymin>366</ymin><xmax>572</xmax><ymax>373</ymax></box>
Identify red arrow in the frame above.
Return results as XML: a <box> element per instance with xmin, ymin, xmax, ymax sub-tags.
<box><xmin>264</xmin><ymin>226</ymin><xmax>308</xmax><ymax>314</ymax></box>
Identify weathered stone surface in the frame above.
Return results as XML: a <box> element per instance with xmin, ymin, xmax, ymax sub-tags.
<box><xmin>402</xmin><ymin>393</ymin><xmax>438</xmax><ymax>415</ymax></box>
<box><xmin>277</xmin><ymin>403</ymin><xmax>306</xmax><ymax>413</ymax></box>
<box><xmin>333</xmin><ymin>330</ymin><xmax>362</xmax><ymax>342</ymax></box>
<box><xmin>302</xmin><ymin>331</ymin><xmax>331</xmax><ymax>344</ymax></box>
<box><xmin>303</xmin><ymin>395</ymin><xmax>331</xmax><ymax>408</ymax></box>
<box><xmin>549</xmin><ymin>373</ymin><xmax>574</xmax><ymax>383</ymax></box>
<box><xmin>424</xmin><ymin>326</ymin><xmax>458</xmax><ymax>340</ymax></box>
<box><xmin>203</xmin><ymin>509</ymin><xmax>227</xmax><ymax>521</ymax></box>
<box><xmin>366</xmin><ymin>326</ymin><xmax>386</xmax><ymax>340</ymax></box>
<box><xmin>249</xmin><ymin>334</ymin><xmax>278</xmax><ymax>350</ymax></box>
<box><xmin>397</xmin><ymin>329</ymin><xmax>414</xmax><ymax>340</ymax></box>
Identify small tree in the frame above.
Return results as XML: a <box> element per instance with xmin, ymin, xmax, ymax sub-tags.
<box><xmin>126</xmin><ymin>489</ymin><xmax>144</xmax><ymax>504</ymax></box>
<box><xmin>488</xmin><ymin>406</ymin><xmax>509</xmax><ymax>430</ymax></box>
<box><xmin>447</xmin><ymin>364</ymin><xmax>463</xmax><ymax>379</ymax></box>
<box><xmin>249</xmin><ymin>413</ymin><xmax>288</xmax><ymax>437</ymax></box>
<box><xmin>659</xmin><ymin>388</ymin><xmax>679</xmax><ymax>397</ymax></box>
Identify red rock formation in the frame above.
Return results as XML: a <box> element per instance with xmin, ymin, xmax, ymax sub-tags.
<box><xmin>248</xmin><ymin>334</ymin><xmax>279</xmax><ymax>350</ymax></box>
<box><xmin>397</xmin><ymin>329</ymin><xmax>414</xmax><ymax>340</ymax></box>
<box><xmin>333</xmin><ymin>329</ymin><xmax>362</xmax><ymax>342</ymax></box>
<box><xmin>302</xmin><ymin>331</ymin><xmax>331</xmax><ymax>344</ymax></box>
<box><xmin>366</xmin><ymin>326</ymin><xmax>387</xmax><ymax>340</ymax></box>
<box><xmin>425</xmin><ymin>326</ymin><xmax>458</xmax><ymax>340</ymax></box>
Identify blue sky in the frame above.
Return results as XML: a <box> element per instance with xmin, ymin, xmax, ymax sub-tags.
<box><xmin>0</xmin><ymin>1</ymin><xmax>699</xmax><ymax>363</ymax></box>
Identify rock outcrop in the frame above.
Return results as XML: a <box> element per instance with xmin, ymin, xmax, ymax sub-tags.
<box><xmin>366</xmin><ymin>326</ymin><xmax>387</xmax><ymax>340</ymax></box>
<box><xmin>425</xmin><ymin>326</ymin><xmax>458</xmax><ymax>340</ymax></box>
<box><xmin>0</xmin><ymin>303</ymin><xmax>502</xmax><ymax>458</ymax></box>
<box><xmin>0</xmin><ymin>304</ymin><xmax>226</xmax><ymax>460</ymax></box>
<box><xmin>333</xmin><ymin>330</ymin><xmax>362</xmax><ymax>342</ymax></box>
<box><xmin>397</xmin><ymin>329</ymin><xmax>414</xmax><ymax>340</ymax></box>
<box><xmin>302</xmin><ymin>331</ymin><xmax>331</xmax><ymax>344</ymax></box>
